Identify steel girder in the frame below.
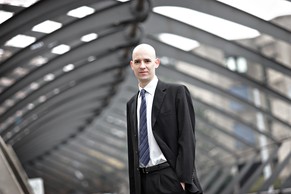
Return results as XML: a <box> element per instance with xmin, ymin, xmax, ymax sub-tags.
<box><xmin>0</xmin><ymin>0</ymin><xmax>291</xmax><ymax>193</ymax></box>
<box><xmin>0</xmin><ymin>0</ymin><xmax>116</xmax><ymax>46</ymax></box>
<box><xmin>0</xmin><ymin>26</ymin><xmax>139</xmax><ymax>103</ymax></box>
<box><xmin>221</xmin><ymin>157</ymin><xmax>258</xmax><ymax>194</ymax></box>
<box><xmin>144</xmin><ymin>13</ymin><xmax>291</xmax><ymax>77</ymax></box>
<box><xmin>259</xmin><ymin>152</ymin><xmax>291</xmax><ymax>192</ymax></box>
<box><xmin>240</xmin><ymin>147</ymin><xmax>280</xmax><ymax>193</ymax></box>
<box><xmin>0</xmin><ymin>1</ymin><xmax>143</xmax><ymax>76</ymax></box>
<box><xmin>158</xmin><ymin>64</ymin><xmax>291</xmax><ymax>129</ymax></box>
<box><xmin>152</xmin><ymin>0</ymin><xmax>291</xmax><ymax>44</ymax></box>
<box><xmin>192</xmin><ymin>97</ymin><xmax>278</xmax><ymax>142</ymax></box>
<box><xmin>0</xmin><ymin>49</ymin><xmax>127</xmax><ymax>129</ymax></box>
<box><xmin>12</xmin><ymin>77</ymin><xmax>121</xmax><ymax>161</ymax></box>
<box><xmin>0</xmin><ymin>51</ymin><xmax>124</xmax><ymax>125</ymax></box>
<box><xmin>144</xmin><ymin>35</ymin><xmax>291</xmax><ymax>105</ymax></box>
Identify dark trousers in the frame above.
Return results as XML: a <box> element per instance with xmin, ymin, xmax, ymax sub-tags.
<box><xmin>140</xmin><ymin>166</ymin><xmax>185</xmax><ymax>194</ymax></box>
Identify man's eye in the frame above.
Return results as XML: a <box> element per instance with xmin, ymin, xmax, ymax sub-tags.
<box><xmin>144</xmin><ymin>60</ymin><xmax>151</xmax><ymax>63</ymax></box>
<box><xmin>134</xmin><ymin>60</ymin><xmax>140</xmax><ymax>64</ymax></box>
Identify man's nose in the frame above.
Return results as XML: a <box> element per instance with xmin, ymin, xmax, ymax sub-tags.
<box><xmin>140</xmin><ymin>61</ymin><xmax>146</xmax><ymax>68</ymax></box>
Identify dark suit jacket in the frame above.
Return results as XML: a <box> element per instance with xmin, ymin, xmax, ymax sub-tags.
<box><xmin>126</xmin><ymin>80</ymin><xmax>203</xmax><ymax>194</ymax></box>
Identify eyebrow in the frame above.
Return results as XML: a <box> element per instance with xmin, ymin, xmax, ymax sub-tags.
<box><xmin>134</xmin><ymin>58</ymin><xmax>152</xmax><ymax>62</ymax></box>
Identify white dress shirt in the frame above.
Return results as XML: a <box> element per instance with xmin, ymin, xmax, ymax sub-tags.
<box><xmin>137</xmin><ymin>76</ymin><xmax>167</xmax><ymax>167</ymax></box>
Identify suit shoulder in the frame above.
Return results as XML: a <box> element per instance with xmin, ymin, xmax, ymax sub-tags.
<box><xmin>161</xmin><ymin>81</ymin><xmax>188</xmax><ymax>91</ymax></box>
<box><xmin>127</xmin><ymin>94</ymin><xmax>136</xmax><ymax>105</ymax></box>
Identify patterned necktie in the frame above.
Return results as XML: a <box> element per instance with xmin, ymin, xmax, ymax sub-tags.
<box><xmin>139</xmin><ymin>89</ymin><xmax>150</xmax><ymax>166</ymax></box>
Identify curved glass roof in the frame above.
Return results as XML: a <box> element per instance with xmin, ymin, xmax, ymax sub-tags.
<box><xmin>0</xmin><ymin>0</ymin><xmax>291</xmax><ymax>193</ymax></box>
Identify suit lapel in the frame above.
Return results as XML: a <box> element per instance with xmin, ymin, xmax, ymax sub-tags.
<box><xmin>152</xmin><ymin>80</ymin><xmax>166</xmax><ymax>127</ymax></box>
<box><xmin>131</xmin><ymin>93</ymin><xmax>138</xmax><ymax>134</ymax></box>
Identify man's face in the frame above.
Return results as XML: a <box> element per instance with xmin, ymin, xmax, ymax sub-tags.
<box><xmin>130</xmin><ymin>46</ymin><xmax>159</xmax><ymax>87</ymax></box>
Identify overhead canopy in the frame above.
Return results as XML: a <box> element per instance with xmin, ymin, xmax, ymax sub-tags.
<box><xmin>0</xmin><ymin>0</ymin><xmax>291</xmax><ymax>193</ymax></box>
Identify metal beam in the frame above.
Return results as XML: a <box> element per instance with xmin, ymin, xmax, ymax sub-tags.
<box><xmin>144</xmin><ymin>36</ymin><xmax>291</xmax><ymax>105</ymax></box>
<box><xmin>192</xmin><ymin>97</ymin><xmax>278</xmax><ymax>143</ymax></box>
<box><xmin>0</xmin><ymin>26</ymin><xmax>138</xmax><ymax>103</ymax></box>
<box><xmin>206</xmin><ymin>168</ymin><xmax>230</xmax><ymax>194</ymax></box>
<box><xmin>220</xmin><ymin>157</ymin><xmax>258</xmax><ymax>194</ymax></box>
<box><xmin>259</xmin><ymin>151</ymin><xmax>291</xmax><ymax>191</ymax></box>
<box><xmin>0</xmin><ymin>1</ymin><xmax>140</xmax><ymax>75</ymax></box>
<box><xmin>3</xmin><ymin>71</ymin><xmax>116</xmax><ymax>136</ymax></box>
<box><xmin>158</xmin><ymin>65</ymin><xmax>291</xmax><ymax>130</ymax></box>
<box><xmin>197</xmin><ymin>115</ymin><xmax>258</xmax><ymax>151</ymax></box>
<box><xmin>196</xmin><ymin>129</ymin><xmax>239</xmax><ymax>159</ymax></box>
<box><xmin>201</xmin><ymin>167</ymin><xmax>220</xmax><ymax>191</ymax></box>
<box><xmin>240</xmin><ymin>146</ymin><xmax>280</xmax><ymax>194</ymax></box>
<box><xmin>0</xmin><ymin>51</ymin><xmax>124</xmax><ymax>124</ymax></box>
<box><xmin>152</xmin><ymin>0</ymin><xmax>291</xmax><ymax>44</ymax></box>
<box><xmin>143</xmin><ymin>13</ymin><xmax>291</xmax><ymax>77</ymax></box>
<box><xmin>0</xmin><ymin>0</ymin><xmax>114</xmax><ymax>45</ymax></box>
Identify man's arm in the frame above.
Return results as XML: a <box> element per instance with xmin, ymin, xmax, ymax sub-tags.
<box><xmin>175</xmin><ymin>85</ymin><xmax>196</xmax><ymax>185</ymax></box>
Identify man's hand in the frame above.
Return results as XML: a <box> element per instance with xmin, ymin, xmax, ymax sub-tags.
<box><xmin>180</xmin><ymin>182</ymin><xmax>185</xmax><ymax>190</ymax></box>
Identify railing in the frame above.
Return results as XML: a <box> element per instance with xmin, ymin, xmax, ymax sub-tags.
<box><xmin>248</xmin><ymin>188</ymin><xmax>291</xmax><ymax>194</ymax></box>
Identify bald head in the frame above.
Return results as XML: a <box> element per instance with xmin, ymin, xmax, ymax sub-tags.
<box><xmin>130</xmin><ymin>43</ymin><xmax>160</xmax><ymax>88</ymax></box>
<box><xmin>132</xmin><ymin>43</ymin><xmax>156</xmax><ymax>60</ymax></box>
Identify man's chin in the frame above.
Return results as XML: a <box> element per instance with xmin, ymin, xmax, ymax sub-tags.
<box><xmin>138</xmin><ymin>78</ymin><xmax>151</xmax><ymax>86</ymax></box>
<box><xmin>139</xmin><ymin>76</ymin><xmax>149</xmax><ymax>81</ymax></box>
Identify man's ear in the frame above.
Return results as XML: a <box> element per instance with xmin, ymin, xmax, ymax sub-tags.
<box><xmin>155</xmin><ymin>58</ymin><xmax>160</xmax><ymax>68</ymax></box>
<box><xmin>130</xmin><ymin>60</ymin><xmax>134</xmax><ymax>70</ymax></box>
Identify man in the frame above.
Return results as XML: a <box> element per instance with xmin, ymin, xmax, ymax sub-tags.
<box><xmin>126</xmin><ymin>43</ymin><xmax>203</xmax><ymax>194</ymax></box>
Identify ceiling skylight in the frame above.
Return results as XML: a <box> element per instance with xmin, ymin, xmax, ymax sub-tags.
<box><xmin>38</xmin><ymin>95</ymin><xmax>47</xmax><ymax>103</ymax></box>
<box><xmin>158</xmin><ymin>33</ymin><xmax>200</xmax><ymax>51</ymax></box>
<box><xmin>32</xmin><ymin>20</ymin><xmax>62</xmax><ymax>34</ymax></box>
<box><xmin>63</xmin><ymin>64</ymin><xmax>75</xmax><ymax>72</ymax></box>
<box><xmin>67</xmin><ymin>6</ymin><xmax>95</xmax><ymax>18</ymax></box>
<box><xmin>44</xmin><ymin>73</ymin><xmax>55</xmax><ymax>81</ymax></box>
<box><xmin>4</xmin><ymin>99</ymin><xmax>15</xmax><ymax>107</ymax></box>
<box><xmin>5</xmin><ymin>34</ymin><xmax>36</xmax><ymax>48</ymax></box>
<box><xmin>0</xmin><ymin>107</ymin><xmax>5</xmax><ymax>115</ymax></box>
<box><xmin>217</xmin><ymin>0</ymin><xmax>291</xmax><ymax>21</ymax></box>
<box><xmin>30</xmin><ymin>82</ymin><xmax>39</xmax><ymax>90</ymax></box>
<box><xmin>12</xmin><ymin>67</ymin><xmax>28</xmax><ymax>76</ymax></box>
<box><xmin>153</xmin><ymin>6</ymin><xmax>260</xmax><ymax>40</ymax></box>
<box><xmin>51</xmin><ymin>44</ymin><xmax>71</xmax><ymax>55</ymax></box>
<box><xmin>81</xmin><ymin>33</ymin><xmax>98</xmax><ymax>42</ymax></box>
<box><xmin>0</xmin><ymin>10</ymin><xmax>13</xmax><ymax>24</ymax></box>
<box><xmin>0</xmin><ymin>77</ymin><xmax>14</xmax><ymax>87</ymax></box>
<box><xmin>0</xmin><ymin>0</ymin><xmax>38</xmax><ymax>7</ymax></box>
<box><xmin>15</xmin><ymin>91</ymin><xmax>27</xmax><ymax>99</ymax></box>
<box><xmin>27</xmin><ymin>103</ymin><xmax>35</xmax><ymax>110</ymax></box>
<box><xmin>30</xmin><ymin>56</ymin><xmax>48</xmax><ymax>67</ymax></box>
<box><xmin>0</xmin><ymin>49</ymin><xmax>4</xmax><ymax>56</ymax></box>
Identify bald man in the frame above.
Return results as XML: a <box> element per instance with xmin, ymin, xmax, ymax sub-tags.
<box><xmin>126</xmin><ymin>44</ymin><xmax>203</xmax><ymax>194</ymax></box>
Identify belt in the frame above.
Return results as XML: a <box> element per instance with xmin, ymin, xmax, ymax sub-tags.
<box><xmin>139</xmin><ymin>162</ymin><xmax>170</xmax><ymax>174</ymax></box>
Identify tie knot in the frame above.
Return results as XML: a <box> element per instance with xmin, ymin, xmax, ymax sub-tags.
<box><xmin>140</xmin><ymin>89</ymin><xmax>146</xmax><ymax>97</ymax></box>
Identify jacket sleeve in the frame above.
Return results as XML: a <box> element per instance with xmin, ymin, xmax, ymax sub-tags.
<box><xmin>126</xmin><ymin>102</ymin><xmax>135</xmax><ymax>194</ymax></box>
<box><xmin>175</xmin><ymin>85</ymin><xmax>196</xmax><ymax>184</ymax></box>
<box><xmin>126</xmin><ymin>99</ymin><xmax>142</xmax><ymax>194</ymax></box>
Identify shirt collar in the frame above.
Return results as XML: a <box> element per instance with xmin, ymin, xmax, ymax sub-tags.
<box><xmin>139</xmin><ymin>76</ymin><xmax>158</xmax><ymax>96</ymax></box>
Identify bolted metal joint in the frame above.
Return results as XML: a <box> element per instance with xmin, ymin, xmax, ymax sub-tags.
<box><xmin>130</xmin><ymin>0</ymin><xmax>152</xmax><ymax>23</ymax></box>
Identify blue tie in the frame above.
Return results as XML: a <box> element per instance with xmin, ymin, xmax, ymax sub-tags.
<box><xmin>139</xmin><ymin>89</ymin><xmax>150</xmax><ymax>166</ymax></box>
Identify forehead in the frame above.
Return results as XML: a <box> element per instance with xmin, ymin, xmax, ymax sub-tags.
<box><xmin>132</xmin><ymin>53</ymin><xmax>152</xmax><ymax>60</ymax></box>
<box><xmin>132</xmin><ymin>45</ymin><xmax>156</xmax><ymax>59</ymax></box>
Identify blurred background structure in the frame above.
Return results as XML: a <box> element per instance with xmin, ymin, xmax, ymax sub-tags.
<box><xmin>0</xmin><ymin>0</ymin><xmax>291</xmax><ymax>194</ymax></box>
